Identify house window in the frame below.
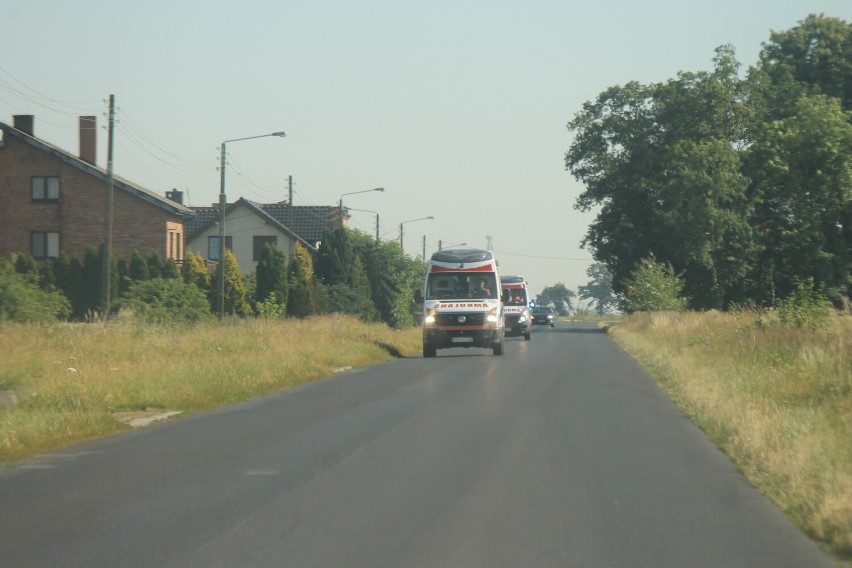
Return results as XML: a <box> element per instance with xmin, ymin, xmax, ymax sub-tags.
<box><xmin>32</xmin><ymin>177</ymin><xmax>60</xmax><ymax>201</ymax></box>
<box><xmin>31</xmin><ymin>232</ymin><xmax>59</xmax><ymax>259</ymax></box>
<box><xmin>253</xmin><ymin>236</ymin><xmax>277</xmax><ymax>261</ymax></box>
<box><xmin>208</xmin><ymin>235</ymin><xmax>232</xmax><ymax>260</ymax></box>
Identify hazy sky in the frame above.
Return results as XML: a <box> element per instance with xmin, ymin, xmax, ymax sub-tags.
<box><xmin>2</xmin><ymin>1</ymin><xmax>849</xmax><ymax>299</ymax></box>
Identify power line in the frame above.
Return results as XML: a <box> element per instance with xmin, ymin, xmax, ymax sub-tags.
<box><xmin>0</xmin><ymin>66</ymin><xmax>100</xmax><ymax>115</ymax></box>
<box><xmin>117</xmin><ymin>128</ymin><xmax>216</xmax><ymax>174</ymax></box>
<box><xmin>117</xmin><ymin>108</ymin><xmax>212</xmax><ymax>163</ymax></box>
<box><xmin>493</xmin><ymin>250</ymin><xmax>594</xmax><ymax>261</ymax></box>
<box><xmin>115</xmin><ymin>138</ymin><xmax>214</xmax><ymax>181</ymax></box>
<box><xmin>225</xmin><ymin>154</ymin><xmax>284</xmax><ymax>198</ymax></box>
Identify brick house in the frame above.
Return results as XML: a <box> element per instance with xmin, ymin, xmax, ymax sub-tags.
<box><xmin>0</xmin><ymin>115</ymin><xmax>194</xmax><ymax>264</ymax></box>
<box><xmin>185</xmin><ymin>199</ymin><xmax>345</xmax><ymax>275</ymax></box>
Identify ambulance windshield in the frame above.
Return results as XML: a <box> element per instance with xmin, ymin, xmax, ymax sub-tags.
<box><xmin>426</xmin><ymin>273</ymin><xmax>498</xmax><ymax>300</ymax></box>
<box><xmin>506</xmin><ymin>289</ymin><xmax>528</xmax><ymax>306</ymax></box>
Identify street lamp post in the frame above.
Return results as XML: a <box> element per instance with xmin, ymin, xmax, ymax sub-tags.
<box><xmin>338</xmin><ymin>187</ymin><xmax>384</xmax><ymax>228</ymax></box>
<box><xmin>219</xmin><ymin>131</ymin><xmax>286</xmax><ymax>319</ymax></box>
<box><xmin>346</xmin><ymin>207</ymin><xmax>380</xmax><ymax>241</ymax></box>
<box><xmin>399</xmin><ymin>216</ymin><xmax>434</xmax><ymax>252</ymax></box>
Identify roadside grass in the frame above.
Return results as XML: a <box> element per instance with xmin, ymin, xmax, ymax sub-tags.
<box><xmin>568</xmin><ymin>313</ymin><xmax>624</xmax><ymax>323</ymax></box>
<box><xmin>609</xmin><ymin>310</ymin><xmax>851</xmax><ymax>563</ymax></box>
<box><xmin>0</xmin><ymin>314</ymin><xmax>421</xmax><ymax>465</ymax></box>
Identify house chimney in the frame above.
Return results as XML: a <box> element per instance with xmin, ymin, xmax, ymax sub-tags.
<box><xmin>13</xmin><ymin>115</ymin><xmax>34</xmax><ymax>136</ymax></box>
<box><xmin>79</xmin><ymin>116</ymin><xmax>97</xmax><ymax>165</ymax></box>
<box><xmin>166</xmin><ymin>189</ymin><xmax>184</xmax><ymax>205</ymax></box>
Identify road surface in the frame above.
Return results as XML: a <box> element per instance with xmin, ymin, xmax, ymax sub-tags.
<box><xmin>0</xmin><ymin>322</ymin><xmax>835</xmax><ymax>567</ymax></box>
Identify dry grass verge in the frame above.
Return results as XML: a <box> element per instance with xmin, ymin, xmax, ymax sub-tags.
<box><xmin>0</xmin><ymin>315</ymin><xmax>421</xmax><ymax>465</ymax></box>
<box><xmin>610</xmin><ymin>311</ymin><xmax>851</xmax><ymax>563</ymax></box>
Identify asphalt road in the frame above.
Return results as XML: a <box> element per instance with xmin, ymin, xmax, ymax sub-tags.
<box><xmin>0</xmin><ymin>322</ymin><xmax>835</xmax><ymax>567</ymax></box>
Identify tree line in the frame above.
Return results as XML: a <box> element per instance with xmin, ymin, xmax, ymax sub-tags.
<box><xmin>0</xmin><ymin>227</ymin><xmax>425</xmax><ymax>328</ymax></box>
<box><xmin>565</xmin><ymin>14</ymin><xmax>851</xmax><ymax>311</ymax></box>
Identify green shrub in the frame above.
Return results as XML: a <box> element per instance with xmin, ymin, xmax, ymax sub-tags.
<box><xmin>0</xmin><ymin>260</ymin><xmax>70</xmax><ymax>323</ymax></box>
<box><xmin>256</xmin><ymin>297</ymin><xmax>286</xmax><ymax>319</ymax></box>
<box><xmin>778</xmin><ymin>279</ymin><xmax>832</xmax><ymax>330</ymax></box>
<box><xmin>118</xmin><ymin>278</ymin><xmax>212</xmax><ymax>324</ymax></box>
<box><xmin>623</xmin><ymin>257</ymin><xmax>688</xmax><ymax>313</ymax></box>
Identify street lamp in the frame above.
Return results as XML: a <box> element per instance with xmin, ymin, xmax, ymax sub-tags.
<box><xmin>346</xmin><ymin>207</ymin><xmax>380</xmax><ymax>241</ymax></box>
<box><xmin>339</xmin><ymin>187</ymin><xmax>384</xmax><ymax>210</ymax></box>
<box><xmin>399</xmin><ymin>216</ymin><xmax>434</xmax><ymax>251</ymax></box>
<box><xmin>219</xmin><ymin>131</ymin><xmax>286</xmax><ymax>319</ymax></box>
<box><xmin>338</xmin><ymin>187</ymin><xmax>384</xmax><ymax>227</ymax></box>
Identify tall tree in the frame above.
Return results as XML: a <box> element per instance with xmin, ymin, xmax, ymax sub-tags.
<box><xmin>746</xmin><ymin>94</ymin><xmax>852</xmax><ymax>304</ymax></box>
<box><xmin>314</xmin><ymin>228</ymin><xmax>385</xmax><ymax>321</ymax></box>
<box><xmin>758</xmin><ymin>14</ymin><xmax>852</xmax><ymax>112</ymax></box>
<box><xmin>82</xmin><ymin>247</ymin><xmax>102</xmax><ymax>317</ymax></box>
<box><xmin>567</xmin><ymin>46</ymin><xmax>756</xmax><ymax>309</ymax></box>
<box><xmin>181</xmin><ymin>250</ymin><xmax>212</xmax><ymax>311</ymax></box>
<box><xmin>314</xmin><ymin>227</ymin><xmax>355</xmax><ymax>286</ymax></box>
<box><xmin>129</xmin><ymin>250</ymin><xmax>150</xmax><ymax>281</ymax></box>
<box><xmin>212</xmin><ymin>249</ymin><xmax>249</xmax><ymax>316</ymax></box>
<box><xmin>359</xmin><ymin>239</ymin><xmax>423</xmax><ymax>328</ymax></box>
<box><xmin>147</xmin><ymin>252</ymin><xmax>163</xmax><ymax>279</ymax></box>
<box><xmin>745</xmin><ymin>15</ymin><xmax>852</xmax><ymax>305</ymax></box>
<box><xmin>255</xmin><ymin>243</ymin><xmax>289</xmax><ymax>314</ymax></box>
<box><xmin>578</xmin><ymin>263</ymin><xmax>617</xmax><ymax>315</ymax></box>
<box><xmin>161</xmin><ymin>257</ymin><xmax>180</xmax><ymax>279</ymax></box>
<box><xmin>66</xmin><ymin>256</ymin><xmax>85</xmax><ymax>320</ymax></box>
<box><xmin>537</xmin><ymin>283</ymin><xmax>576</xmax><ymax>316</ymax></box>
<box><xmin>288</xmin><ymin>243</ymin><xmax>319</xmax><ymax>319</ymax></box>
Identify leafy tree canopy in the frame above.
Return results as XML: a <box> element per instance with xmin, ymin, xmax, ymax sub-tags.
<box><xmin>567</xmin><ymin>16</ymin><xmax>852</xmax><ymax>309</ymax></box>
<box><xmin>537</xmin><ymin>283</ymin><xmax>576</xmax><ymax>316</ymax></box>
<box><xmin>578</xmin><ymin>263</ymin><xmax>618</xmax><ymax>315</ymax></box>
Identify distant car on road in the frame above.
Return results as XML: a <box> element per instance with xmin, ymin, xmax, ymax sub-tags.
<box><xmin>531</xmin><ymin>306</ymin><xmax>556</xmax><ymax>327</ymax></box>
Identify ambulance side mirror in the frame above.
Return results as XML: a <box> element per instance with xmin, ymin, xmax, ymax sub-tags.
<box><xmin>414</xmin><ymin>289</ymin><xmax>424</xmax><ymax>304</ymax></box>
<box><xmin>502</xmin><ymin>289</ymin><xmax>510</xmax><ymax>303</ymax></box>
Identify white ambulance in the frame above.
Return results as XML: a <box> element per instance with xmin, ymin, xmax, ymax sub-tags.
<box><xmin>500</xmin><ymin>275</ymin><xmax>532</xmax><ymax>341</ymax></box>
<box><xmin>414</xmin><ymin>248</ymin><xmax>506</xmax><ymax>357</ymax></box>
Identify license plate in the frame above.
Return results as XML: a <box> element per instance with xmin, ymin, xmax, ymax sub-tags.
<box><xmin>451</xmin><ymin>337</ymin><xmax>474</xmax><ymax>343</ymax></box>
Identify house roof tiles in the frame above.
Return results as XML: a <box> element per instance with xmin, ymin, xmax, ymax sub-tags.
<box><xmin>186</xmin><ymin>201</ymin><xmax>341</xmax><ymax>246</ymax></box>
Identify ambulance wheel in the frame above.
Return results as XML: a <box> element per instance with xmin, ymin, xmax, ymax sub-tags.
<box><xmin>493</xmin><ymin>339</ymin><xmax>504</xmax><ymax>356</ymax></box>
<box><xmin>423</xmin><ymin>344</ymin><xmax>437</xmax><ymax>358</ymax></box>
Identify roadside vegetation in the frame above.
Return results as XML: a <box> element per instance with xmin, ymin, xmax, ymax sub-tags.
<box><xmin>0</xmin><ymin>315</ymin><xmax>421</xmax><ymax>466</ymax></box>
<box><xmin>566</xmin><ymin>14</ymin><xmax>851</xmax><ymax>312</ymax></box>
<box><xmin>610</xmin><ymin>309</ymin><xmax>851</xmax><ymax>562</ymax></box>
<box><xmin>1</xmin><ymin>227</ymin><xmax>425</xmax><ymax>329</ymax></box>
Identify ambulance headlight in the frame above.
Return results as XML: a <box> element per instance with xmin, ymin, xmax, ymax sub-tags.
<box><xmin>424</xmin><ymin>311</ymin><xmax>436</xmax><ymax>325</ymax></box>
<box><xmin>486</xmin><ymin>308</ymin><xmax>500</xmax><ymax>324</ymax></box>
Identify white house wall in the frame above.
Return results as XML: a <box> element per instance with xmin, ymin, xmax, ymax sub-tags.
<box><xmin>186</xmin><ymin>203</ymin><xmax>294</xmax><ymax>275</ymax></box>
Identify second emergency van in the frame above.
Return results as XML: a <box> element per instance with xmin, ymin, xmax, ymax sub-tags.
<box><xmin>500</xmin><ymin>275</ymin><xmax>532</xmax><ymax>340</ymax></box>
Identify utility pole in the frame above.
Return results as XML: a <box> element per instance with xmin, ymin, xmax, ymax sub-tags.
<box><xmin>422</xmin><ymin>235</ymin><xmax>426</xmax><ymax>260</ymax></box>
<box><xmin>288</xmin><ymin>175</ymin><xmax>294</xmax><ymax>259</ymax></box>
<box><xmin>102</xmin><ymin>95</ymin><xmax>115</xmax><ymax>322</ymax></box>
